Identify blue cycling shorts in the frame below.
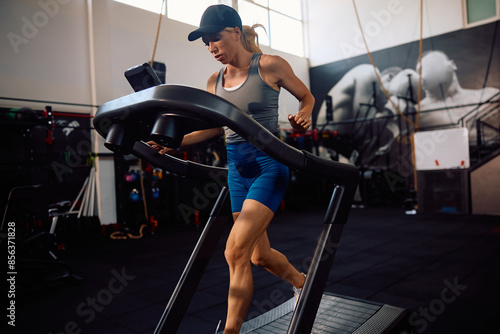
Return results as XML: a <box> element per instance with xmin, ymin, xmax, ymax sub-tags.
<box><xmin>227</xmin><ymin>141</ymin><xmax>289</xmax><ymax>213</ymax></box>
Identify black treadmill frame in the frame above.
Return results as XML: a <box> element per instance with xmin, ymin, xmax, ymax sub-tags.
<box><xmin>92</xmin><ymin>84</ymin><xmax>407</xmax><ymax>333</ymax></box>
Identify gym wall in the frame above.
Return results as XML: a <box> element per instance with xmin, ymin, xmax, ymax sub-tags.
<box><xmin>0</xmin><ymin>0</ymin><xmax>309</xmax><ymax>121</ymax></box>
<box><xmin>307</xmin><ymin>0</ymin><xmax>464</xmax><ymax>67</ymax></box>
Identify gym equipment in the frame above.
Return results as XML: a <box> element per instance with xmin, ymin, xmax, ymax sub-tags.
<box><xmin>124</xmin><ymin>62</ymin><xmax>163</xmax><ymax>92</ymax></box>
<box><xmin>93</xmin><ymin>84</ymin><xmax>412</xmax><ymax>333</ymax></box>
<box><xmin>1</xmin><ymin>186</ymin><xmax>82</xmax><ymax>291</ymax></box>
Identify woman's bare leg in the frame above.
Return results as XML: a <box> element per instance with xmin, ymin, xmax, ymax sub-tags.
<box><xmin>223</xmin><ymin>199</ymin><xmax>306</xmax><ymax>333</ymax></box>
<box><xmin>223</xmin><ymin>199</ymin><xmax>275</xmax><ymax>334</ymax></box>
<box><xmin>251</xmin><ymin>231</ymin><xmax>306</xmax><ymax>289</ymax></box>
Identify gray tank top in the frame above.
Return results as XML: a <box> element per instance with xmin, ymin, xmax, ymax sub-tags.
<box><xmin>215</xmin><ymin>53</ymin><xmax>280</xmax><ymax>144</ymax></box>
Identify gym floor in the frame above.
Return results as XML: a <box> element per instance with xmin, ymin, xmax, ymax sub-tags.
<box><xmin>16</xmin><ymin>205</ymin><xmax>500</xmax><ymax>334</ymax></box>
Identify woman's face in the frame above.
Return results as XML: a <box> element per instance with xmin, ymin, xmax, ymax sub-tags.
<box><xmin>202</xmin><ymin>29</ymin><xmax>239</xmax><ymax>64</ymax></box>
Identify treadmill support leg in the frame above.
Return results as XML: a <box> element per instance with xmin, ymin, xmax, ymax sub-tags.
<box><xmin>289</xmin><ymin>184</ymin><xmax>353</xmax><ymax>333</ymax></box>
<box><xmin>154</xmin><ymin>186</ymin><xmax>231</xmax><ymax>334</ymax></box>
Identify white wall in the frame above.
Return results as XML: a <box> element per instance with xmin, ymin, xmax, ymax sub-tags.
<box><xmin>0</xmin><ymin>0</ymin><xmax>91</xmax><ymax>112</ymax></box>
<box><xmin>307</xmin><ymin>0</ymin><xmax>464</xmax><ymax>67</ymax></box>
<box><xmin>0</xmin><ymin>0</ymin><xmax>309</xmax><ymax>114</ymax></box>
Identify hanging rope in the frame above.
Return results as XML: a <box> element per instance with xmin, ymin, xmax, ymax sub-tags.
<box><xmin>351</xmin><ymin>0</ymin><xmax>415</xmax><ymax>128</ymax></box>
<box><xmin>415</xmin><ymin>0</ymin><xmax>424</xmax><ymax>131</ymax></box>
<box><xmin>137</xmin><ymin>0</ymin><xmax>166</xmax><ymax>225</ymax></box>
<box><xmin>151</xmin><ymin>0</ymin><xmax>167</xmax><ymax>66</ymax></box>
<box><xmin>352</xmin><ymin>0</ymin><xmax>424</xmax><ymax>194</ymax></box>
<box><xmin>411</xmin><ymin>0</ymin><xmax>425</xmax><ymax>193</ymax></box>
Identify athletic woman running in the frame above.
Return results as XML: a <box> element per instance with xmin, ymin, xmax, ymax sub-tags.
<box><xmin>150</xmin><ymin>5</ymin><xmax>314</xmax><ymax>333</ymax></box>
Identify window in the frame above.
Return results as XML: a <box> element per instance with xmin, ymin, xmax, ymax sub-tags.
<box><xmin>113</xmin><ymin>0</ymin><xmax>305</xmax><ymax>57</ymax></box>
<box><xmin>167</xmin><ymin>0</ymin><xmax>232</xmax><ymax>26</ymax></box>
<box><xmin>238</xmin><ymin>0</ymin><xmax>270</xmax><ymax>46</ymax></box>
<box><xmin>269</xmin><ymin>0</ymin><xmax>302</xmax><ymax>20</ymax></box>
<box><xmin>114</xmin><ymin>0</ymin><xmax>166</xmax><ymax>14</ymax></box>
<box><xmin>238</xmin><ymin>0</ymin><xmax>304</xmax><ymax>57</ymax></box>
<box><xmin>269</xmin><ymin>10</ymin><xmax>303</xmax><ymax>56</ymax></box>
<box><xmin>463</xmin><ymin>0</ymin><xmax>500</xmax><ymax>28</ymax></box>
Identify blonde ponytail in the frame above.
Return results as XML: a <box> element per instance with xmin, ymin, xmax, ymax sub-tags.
<box><xmin>226</xmin><ymin>24</ymin><xmax>265</xmax><ymax>54</ymax></box>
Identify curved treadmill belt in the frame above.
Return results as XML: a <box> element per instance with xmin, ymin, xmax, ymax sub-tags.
<box><xmin>236</xmin><ymin>293</ymin><xmax>408</xmax><ymax>334</ymax></box>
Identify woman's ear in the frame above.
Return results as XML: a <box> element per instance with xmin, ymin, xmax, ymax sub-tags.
<box><xmin>234</xmin><ymin>26</ymin><xmax>241</xmax><ymax>41</ymax></box>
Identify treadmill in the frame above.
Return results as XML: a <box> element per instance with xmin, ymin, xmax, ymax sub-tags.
<box><xmin>93</xmin><ymin>83</ymin><xmax>413</xmax><ymax>334</ymax></box>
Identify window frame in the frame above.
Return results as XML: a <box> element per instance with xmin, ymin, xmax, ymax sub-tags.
<box><xmin>112</xmin><ymin>0</ymin><xmax>306</xmax><ymax>57</ymax></box>
<box><xmin>237</xmin><ymin>0</ymin><xmax>305</xmax><ymax>57</ymax></box>
<box><xmin>462</xmin><ymin>0</ymin><xmax>500</xmax><ymax>28</ymax></box>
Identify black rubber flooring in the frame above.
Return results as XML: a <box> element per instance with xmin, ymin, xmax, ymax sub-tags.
<box><xmin>14</xmin><ymin>205</ymin><xmax>500</xmax><ymax>334</ymax></box>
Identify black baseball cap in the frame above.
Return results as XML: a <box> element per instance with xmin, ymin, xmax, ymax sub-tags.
<box><xmin>188</xmin><ymin>5</ymin><xmax>242</xmax><ymax>42</ymax></box>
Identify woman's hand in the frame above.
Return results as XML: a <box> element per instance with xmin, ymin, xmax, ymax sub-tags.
<box><xmin>288</xmin><ymin>113</ymin><xmax>311</xmax><ymax>132</ymax></box>
<box><xmin>146</xmin><ymin>128</ymin><xmax>222</xmax><ymax>155</ymax></box>
<box><xmin>146</xmin><ymin>141</ymin><xmax>172</xmax><ymax>155</ymax></box>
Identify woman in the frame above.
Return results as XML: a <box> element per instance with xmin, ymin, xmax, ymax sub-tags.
<box><xmin>151</xmin><ymin>5</ymin><xmax>314</xmax><ymax>333</ymax></box>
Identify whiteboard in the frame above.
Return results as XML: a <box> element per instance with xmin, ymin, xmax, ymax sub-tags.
<box><xmin>414</xmin><ymin>128</ymin><xmax>469</xmax><ymax>170</ymax></box>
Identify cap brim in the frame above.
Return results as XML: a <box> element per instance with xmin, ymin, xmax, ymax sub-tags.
<box><xmin>188</xmin><ymin>25</ymin><xmax>225</xmax><ymax>41</ymax></box>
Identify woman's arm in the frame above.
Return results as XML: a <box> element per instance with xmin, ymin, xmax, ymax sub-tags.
<box><xmin>148</xmin><ymin>71</ymin><xmax>223</xmax><ymax>154</ymax></box>
<box><xmin>147</xmin><ymin>127</ymin><xmax>222</xmax><ymax>154</ymax></box>
<box><xmin>260</xmin><ymin>55</ymin><xmax>315</xmax><ymax>131</ymax></box>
